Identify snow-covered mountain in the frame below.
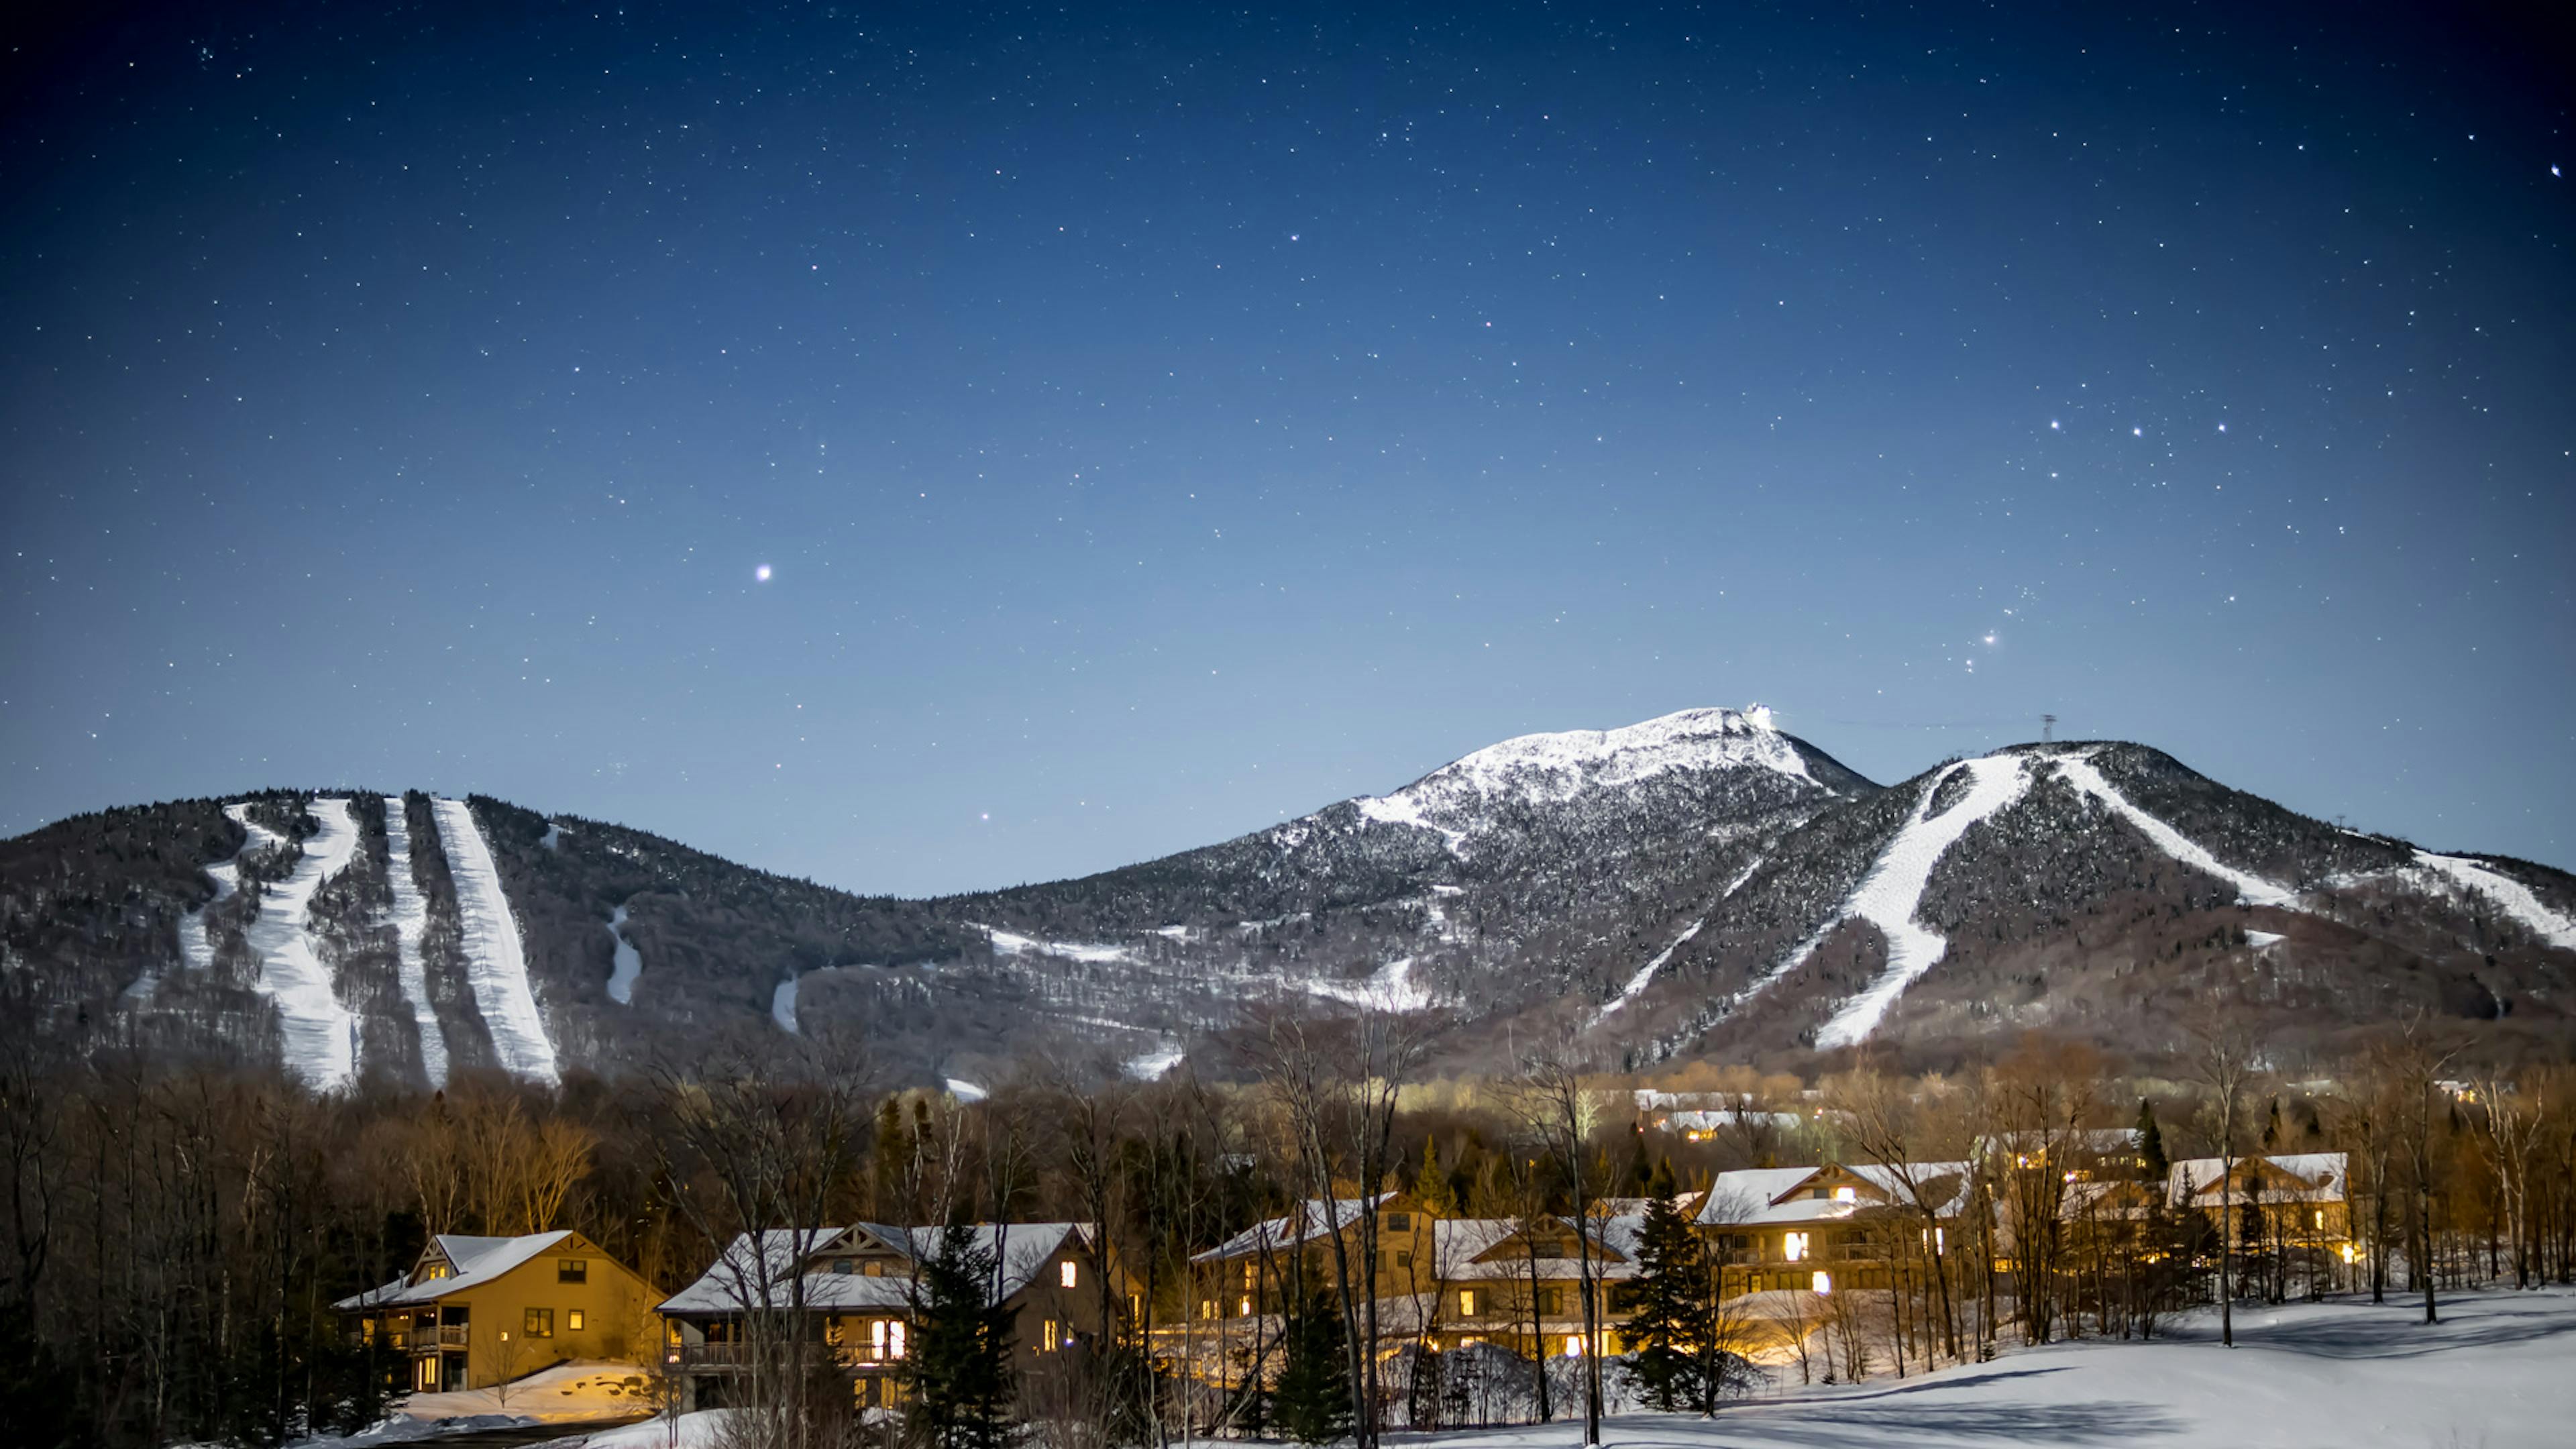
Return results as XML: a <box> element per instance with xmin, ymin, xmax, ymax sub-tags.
<box><xmin>5</xmin><ymin>711</ymin><xmax>2572</xmax><ymax>1087</ymax></box>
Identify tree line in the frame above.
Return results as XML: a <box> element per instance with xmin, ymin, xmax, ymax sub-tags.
<box><xmin>2</xmin><ymin>1012</ymin><xmax>2571</xmax><ymax>1449</ymax></box>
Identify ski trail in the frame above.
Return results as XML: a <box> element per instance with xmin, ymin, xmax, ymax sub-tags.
<box><xmin>2050</xmin><ymin>751</ymin><xmax>2301</xmax><ymax>908</ymax></box>
<box><xmin>1595</xmin><ymin>854</ymin><xmax>1769</xmax><ymax>1028</ymax></box>
<box><xmin>1812</xmin><ymin>755</ymin><xmax>2034</xmax><ymax>1048</ymax></box>
<box><xmin>2413</xmin><ymin>852</ymin><xmax>2576</xmax><ymax>951</ymax></box>
<box><xmin>606</xmin><ymin>903</ymin><xmax>643</xmax><ymax>1004</ymax></box>
<box><xmin>1595</xmin><ymin>918</ymin><xmax>1707</xmax><ymax>1026</ymax></box>
<box><xmin>132</xmin><ymin>802</ymin><xmax>282</xmax><ymax>1002</ymax></box>
<box><xmin>382</xmin><ymin>798</ymin><xmax>451</xmax><ymax>1087</ymax></box>
<box><xmin>430</xmin><ymin>798</ymin><xmax>560</xmax><ymax>1083</ymax></box>
<box><xmin>242</xmin><ymin>798</ymin><xmax>363</xmax><ymax>1089</ymax></box>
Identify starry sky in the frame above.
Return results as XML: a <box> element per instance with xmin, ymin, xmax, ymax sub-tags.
<box><xmin>3</xmin><ymin>2</ymin><xmax>2571</xmax><ymax>895</ymax></box>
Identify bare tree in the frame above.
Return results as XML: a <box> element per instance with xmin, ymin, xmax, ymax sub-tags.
<box><xmin>1246</xmin><ymin>1003</ymin><xmax>1423</xmax><ymax>1449</ymax></box>
<box><xmin>653</xmin><ymin>1039</ymin><xmax>875</xmax><ymax>1449</ymax></box>
<box><xmin>1502</xmin><ymin>1047</ymin><xmax>1606</xmax><ymax>1446</ymax></box>
<box><xmin>2186</xmin><ymin>1014</ymin><xmax>2263</xmax><ymax>1348</ymax></box>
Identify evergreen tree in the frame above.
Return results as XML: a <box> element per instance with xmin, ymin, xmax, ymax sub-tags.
<box><xmin>1413</xmin><ymin>1135</ymin><xmax>1458</xmax><ymax>1217</ymax></box>
<box><xmin>1272</xmin><ymin>1293</ymin><xmax>1353</xmax><ymax>1445</ymax></box>
<box><xmin>2134</xmin><ymin>1099</ymin><xmax>2169</xmax><ymax>1181</ymax></box>
<box><xmin>1618</xmin><ymin>1161</ymin><xmax>1715</xmax><ymax>1413</ymax></box>
<box><xmin>908</xmin><ymin>1221</ymin><xmax>1018</xmax><ymax>1449</ymax></box>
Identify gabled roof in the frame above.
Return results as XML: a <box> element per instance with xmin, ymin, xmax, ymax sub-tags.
<box><xmin>2167</xmin><ymin>1152</ymin><xmax>2347</xmax><ymax>1208</ymax></box>
<box><xmin>660</xmin><ymin>1222</ymin><xmax>1094</xmax><ymax>1316</ymax></box>
<box><xmin>1695</xmin><ymin>1162</ymin><xmax>1970</xmax><ymax>1228</ymax></box>
<box><xmin>335</xmin><ymin>1230</ymin><xmax>579</xmax><ymax>1310</ymax></box>
<box><xmin>1191</xmin><ymin>1193</ymin><xmax>1397</xmax><ymax>1264</ymax></box>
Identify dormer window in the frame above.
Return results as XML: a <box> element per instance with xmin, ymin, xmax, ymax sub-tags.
<box><xmin>558</xmin><ymin>1258</ymin><xmax>588</xmax><ymax>1283</ymax></box>
<box><xmin>1832</xmin><ymin>1186</ymin><xmax>1856</xmax><ymax>1203</ymax></box>
<box><xmin>834</xmin><ymin>1258</ymin><xmax>855</xmax><ymax>1275</ymax></box>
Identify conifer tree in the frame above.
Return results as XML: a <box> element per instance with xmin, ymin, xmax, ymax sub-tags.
<box><xmin>1619</xmin><ymin>1160</ymin><xmax>1715</xmax><ymax>1413</ymax></box>
<box><xmin>1272</xmin><ymin>1293</ymin><xmax>1353</xmax><ymax>1445</ymax></box>
<box><xmin>1413</xmin><ymin>1135</ymin><xmax>1458</xmax><ymax>1217</ymax></box>
<box><xmin>908</xmin><ymin>1221</ymin><xmax>1018</xmax><ymax>1449</ymax></box>
<box><xmin>2134</xmin><ymin>1099</ymin><xmax>2169</xmax><ymax>1181</ymax></box>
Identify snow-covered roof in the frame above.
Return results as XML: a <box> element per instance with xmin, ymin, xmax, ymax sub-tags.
<box><xmin>1191</xmin><ymin>1193</ymin><xmax>1395</xmax><ymax>1265</ymax></box>
<box><xmin>337</xmin><ymin>1230</ymin><xmax>578</xmax><ymax>1310</ymax></box>
<box><xmin>2168</xmin><ymin>1152</ymin><xmax>2347</xmax><ymax>1208</ymax></box>
<box><xmin>661</xmin><ymin>1222</ymin><xmax>1092</xmax><ymax>1317</ymax></box>
<box><xmin>1695</xmin><ymin>1163</ymin><xmax>1969</xmax><ymax>1228</ymax></box>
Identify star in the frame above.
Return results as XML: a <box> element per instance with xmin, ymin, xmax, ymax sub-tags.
<box><xmin>755</xmin><ymin>564</ymin><xmax>773</xmax><ymax>582</ymax></box>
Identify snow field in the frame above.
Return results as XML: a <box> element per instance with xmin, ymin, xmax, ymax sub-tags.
<box><xmin>429</xmin><ymin>798</ymin><xmax>560</xmax><ymax>1084</ymax></box>
<box><xmin>1808</xmin><ymin>755</ymin><xmax>2033</xmax><ymax>1048</ymax></box>
<box><xmin>1303</xmin><ymin>955</ymin><xmax>1432</xmax><ymax>1012</ymax></box>
<box><xmin>1389</xmin><ymin>1289</ymin><xmax>2576</xmax><ymax>1449</ymax></box>
<box><xmin>604</xmin><ymin>902</ymin><xmax>643</xmax><ymax>1004</ymax></box>
<box><xmin>2412</xmin><ymin>851</ymin><xmax>2576</xmax><ymax>951</ymax></box>
<box><xmin>380</xmin><ymin>798</ymin><xmax>450</xmax><ymax>1089</ymax></box>
<box><xmin>243</xmin><ymin>798</ymin><xmax>364</xmax><ymax>1090</ymax></box>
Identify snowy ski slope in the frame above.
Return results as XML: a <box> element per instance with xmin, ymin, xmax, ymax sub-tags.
<box><xmin>243</xmin><ymin>798</ymin><xmax>363</xmax><ymax>1089</ymax></box>
<box><xmin>430</xmin><ymin>798</ymin><xmax>560</xmax><ymax>1083</ymax></box>
<box><xmin>1811</xmin><ymin>755</ymin><xmax>2034</xmax><ymax>1048</ymax></box>
<box><xmin>382</xmin><ymin>797</ymin><xmax>450</xmax><ymax>1087</ymax></box>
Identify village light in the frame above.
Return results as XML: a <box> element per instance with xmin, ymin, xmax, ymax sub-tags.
<box><xmin>1812</xmin><ymin>1271</ymin><xmax>1833</xmax><ymax>1295</ymax></box>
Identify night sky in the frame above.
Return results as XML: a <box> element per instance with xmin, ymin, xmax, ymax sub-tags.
<box><xmin>3</xmin><ymin>3</ymin><xmax>2570</xmax><ymax>895</ymax></box>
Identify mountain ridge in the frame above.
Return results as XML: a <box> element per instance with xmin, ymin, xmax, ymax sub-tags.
<box><xmin>5</xmin><ymin>709</ymin><xmax>2571</xmax><ymax>1087</ymax></box>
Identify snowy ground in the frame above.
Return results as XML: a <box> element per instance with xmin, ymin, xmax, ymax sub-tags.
<box><xmin>384</xmin><ymin>797</ymin><xmax>451</xmax><ymax>1088</ymax></box>
<box><xmin>1401</xmin><ymin>1289</ymin><xmax>2575</xmax><ymax>1449</ymax></box>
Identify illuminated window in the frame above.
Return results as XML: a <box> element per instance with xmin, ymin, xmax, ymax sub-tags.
<box><xmin>1563</xmin><ymin>1334</ymin><xmax>1585</xmax><ymax>1358</ymax></box>
<box><xmin>1812</xmin><ymin>1271</ymin><xmax>1833</xmax><ymax>1295</ymax></box>
<box><xmin>2313</xmin><ymin>1210</ymin><xmax>2325</xmax><ymax>1230</ymax></box>
<box><xmin>1459</xmin><ymin>1289</ymin><xmax>1478</xmax><ymax>1318</ymax></box>
<box><xmin>568</xmin><ymin>1309</ymin><xmax>586</xmax><ymax>1332</ymax></box>
<box><xmin>1239</xmin><ymin>1296</ymin><xmax>1253</xmax><ymax>1317</ymax></box>
<box><xmin>421</xmin><ymin>1262</ymin><xmax>449</xmax><ymax>1281</ymax></box>
<box><xmin>1832</xmin><ymin>1186</ymin><xmax>1856</xmax><ymax>1203</ymax></box>
<box><xmin>1043</xmin><ymin>1319</ymin><xmax>1061</xmax><ymax>1352</ymax></box>
<box><xmin>524</xmin><ymin>1308</ymin><xmax>555</xmax><ymax>1338</ymax></box>
<box><xmin>1060</xmin><ymin>1260</ymin><xmax>1079</xmax><ymax>1289</ymax></box>
<box><xmin>869</xmin><ymin>1319</ymin><xmax>907</xmax><ymax>1360</ymax></box>
<box><xmin>558</xmin><ymin>1258</ymin><xmax>588</xmax><ymax>1284</ymax></box>
<box><xmin>1199</xmin><ymin>1299</ymin><xmax>1215</xmax><ymax>1319</ymax></box>
<box><xmin>1783</xmin><ymin>1232</ymin><xmax>1809</xmax><ymax>1263</ymax></box>
<box><xmin>863</xmin><ymin>1261</ymin><xmax>885</xmax><ymax>1277</ymax></box>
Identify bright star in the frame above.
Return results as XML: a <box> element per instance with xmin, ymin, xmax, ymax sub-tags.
<box><xmin>755</xmin><ymin>564</ymin><xmax>773</xmax><ymax>582</ymax></box>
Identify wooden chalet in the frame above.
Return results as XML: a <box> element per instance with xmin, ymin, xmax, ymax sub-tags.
<box><xmin>336</xmin><ymin>1230</ymin><xmax>665</xmax><ymax>1393</ymax></box>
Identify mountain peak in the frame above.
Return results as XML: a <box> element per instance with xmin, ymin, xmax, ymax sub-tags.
<box><xmin>1367</xmin><ymin>704</ymin><xmax>1829</xmax><ymax>813</ymax></box>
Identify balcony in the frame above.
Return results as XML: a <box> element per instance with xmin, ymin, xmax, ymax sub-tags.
<box><xmin>673</xmin><ymin>1343</ymin><xmax>754</xmax><ymax>1370</ymax></box>
<box><xmin>434</xmin><ymin>1325</ymin><xmax>468</xmax><ymax>1349</ymax></box>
